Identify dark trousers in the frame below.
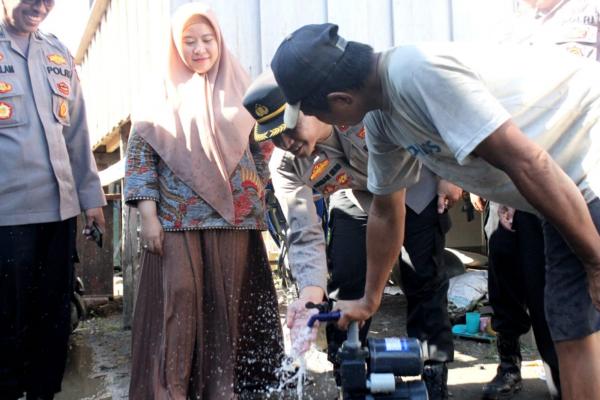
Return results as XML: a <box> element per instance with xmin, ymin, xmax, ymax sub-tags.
<box><xmin>488</xmin><ymin>210</ymin><xmax>559</xmax><ymax>385</ymax></box>
<box><xmin>326</xmin><ymin>192</ymin><xmax>454</xmax><ymax>365</ymax></box>
<box><xmin>0</xmin><ymin>218</ymin><xmax>77</xmax><ymax>399</ymax></box>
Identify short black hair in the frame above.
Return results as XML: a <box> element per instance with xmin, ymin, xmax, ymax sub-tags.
<box><xmin>300</xmin><ymin>41</ymin><xmax>374</xmax><ymax>112</ymax></box>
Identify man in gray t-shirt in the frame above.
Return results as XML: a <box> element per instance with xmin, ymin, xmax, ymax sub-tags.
<box><xmin>243</xmin><ymin>73</ymin><xmax>462</xmax><ymax>398</ymax></box>
<box><xmin>271</xmin><ymin>23</ymin><xmax>600</xmax><ymax>399</ymax></box>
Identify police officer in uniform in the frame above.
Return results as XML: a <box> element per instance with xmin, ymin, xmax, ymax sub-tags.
<box><xmin>0</xmin><ymin>1</ymin><xmax>106</xmax><ymax>399</ymax></box>
<box><xmin>243</xmin><ymin>73</ymin><xmax>462</xmax><ymax>400</ymax></box>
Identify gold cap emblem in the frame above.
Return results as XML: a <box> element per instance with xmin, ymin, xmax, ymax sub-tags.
<box><xmin>255</xmin><ymin>104</ymin><xmax>269</xmax><ymax>117</ymax></box>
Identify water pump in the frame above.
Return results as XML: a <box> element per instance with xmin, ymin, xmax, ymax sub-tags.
<box><xmin>307</xmin><ymin>305</ymin><xmax>429</xmax><ymax>400</ymax></box>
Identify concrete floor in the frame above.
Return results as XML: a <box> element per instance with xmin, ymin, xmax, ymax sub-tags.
<box><xmin>50</xmin><ymin>288</ymin><xmax>553</xmax><ymax>400</ymax></box>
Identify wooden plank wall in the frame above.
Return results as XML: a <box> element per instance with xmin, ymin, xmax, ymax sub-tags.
<box><xmin>79</xmin><ymin>0</ymin><xmax>171</xmax><ymax>147</ymax></box>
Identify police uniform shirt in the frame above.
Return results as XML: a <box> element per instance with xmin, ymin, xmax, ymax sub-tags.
<box><xmin>269</xmin><ymin>122</ymin><xmax>438</xmax><ymax>293</ymax></box>
<box><xmin>0</xmin><ymin>24</ymin><xmax>105</xmax><ymax>226</ymax></box>
<box><xmin>509</xmin><ymin>0</ymin><xmax>600</xmax><ymax>60</ymax></box>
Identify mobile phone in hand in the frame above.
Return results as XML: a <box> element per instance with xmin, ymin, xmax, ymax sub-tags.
<box><xmin>88</xmin><ymin>221</ymin><xmax>103</xmax><ymax>248</ymax></box>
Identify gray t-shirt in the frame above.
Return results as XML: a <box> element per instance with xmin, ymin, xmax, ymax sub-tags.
<box><xmin>365</xmin><ymin>43</ymin><xmax>600</xmax><ymax>212</ymax></box>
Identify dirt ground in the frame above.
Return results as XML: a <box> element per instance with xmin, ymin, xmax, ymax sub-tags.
<box><xmin>52</xmin><ymin>279</ymin><xmax>553</xmax><ymax>400</ymax></box>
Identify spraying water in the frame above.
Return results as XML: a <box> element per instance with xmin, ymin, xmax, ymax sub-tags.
<box><xmin>271</xmin><ymin>325</ymin><xmax>313</xmax><ymax>398</ymax></box>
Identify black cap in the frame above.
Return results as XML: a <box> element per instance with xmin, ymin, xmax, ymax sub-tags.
<box><xmin>243</xmin><ymin>71</ymin><xmax>288</xmax><ymax>142</ymax></box>
<box><xmin>271</xmin><ymin>23</ymin><xmax>347</xmax><ymax>129</ymax></box>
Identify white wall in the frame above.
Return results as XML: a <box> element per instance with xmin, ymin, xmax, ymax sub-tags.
<box><xmin>40</xmin><ymin>0</ymin><xmax>90</xmax><ymax>53</ymax></box>
<box><xmin>78</xmin><ymin>0</ymin><xmax>517</xmax><ymax>145</ymax></box>
<box><xmin>167</xmin><ymin>0</ymin><xmax>515</xmax><ymax>77</ymax></box>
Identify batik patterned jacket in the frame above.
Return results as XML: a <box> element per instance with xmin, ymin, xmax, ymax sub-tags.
<box><xmin>124</xmin><ymin>128</ymin><xmax>273</xmax><ymax>231</ymax></box>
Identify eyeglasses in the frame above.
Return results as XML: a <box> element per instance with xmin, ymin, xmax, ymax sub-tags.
<box><xmin>20</xmin><ymin>0</ymin><xmax>55</xmax><ymax>7</ymax></box>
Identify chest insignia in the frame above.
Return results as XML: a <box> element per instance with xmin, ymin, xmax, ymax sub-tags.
<box><xmin>0</xmin><ymin>81</ymin><xmax>12</xmax><ymax>93</ymax></box>
<box><xmin>0</xmin><ymin>101</ymin><xmax>13</xmax><ymax>120</ymax></box>
<box><xmin>336</xmin><ymin>172</ymin><xmax>351</xmax><ymax>186</ymax></box>
<box><xmin>57</xmin><ymin>81</ymin><xmax>70</xmax><ymax>96</ymax></box>
<box><xmin>58</xmin><ymin>100</ymin><xmax>68</xmax><ymax>118</ymax></box>
<box><xmin>47</xmin><ymin>54</ymin><xmax>67</xmax><ymax>65</ymax></box>
<box><xmin>565</xmin><ymin>44</ymin><xmax>584</xmax><ymax>56</ymax></box>
<box><xmin>310</xmin><ymin>159</ymin><xmax>330</xmax><ymax>181</ymax></box>
<box><xmin>356</xmin><ymin>127</ymin><xmax>366</xmax><ymax>139</ymax></box>
<box><xmin>0</xmin><ymin>53</ymin><xmax>4</xmax><ymax>62</ymax></box>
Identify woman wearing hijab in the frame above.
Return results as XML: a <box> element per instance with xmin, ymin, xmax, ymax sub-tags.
<box><xmin>124</xmin><ymin>3</ymin><xmax>283</xmax><ymax>399</ymax></box>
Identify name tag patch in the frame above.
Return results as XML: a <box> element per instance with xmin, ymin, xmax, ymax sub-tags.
<box><xmin>47</xmin><ymin>66</ymin><xmax>72</xmax><ymax>78</ymax></box>
<box><xmin>0</xmin><ymin>65</ymin><xmax>14</xmax><ymax>74</ymax></box>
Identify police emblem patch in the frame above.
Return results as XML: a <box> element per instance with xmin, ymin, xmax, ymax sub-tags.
<box><xmin>310</xmin><ymin>159</ymin><xmax>330</xmax><ymax>181</ymax></box>
<box><xmin>357</xmin><ymin>128</ymin><xmax>366</xmax><ymax>139</ymax></box>
<box><xmin>47</xmin><ymin>54</ymin><xmax>67</xmax><ymax>65</ymax></box>
<box><xmin>336</xmin><ymin>172</ymin><xmax>351</xmax><ymax>186</ymax></box>
<box><xmin>57</xmin><ymin>82</ymin><xmax>70</xmax><ymax>96</ymax></box>
<box><xmin>58</xmin><ymin>101</ymin><xmax>68</xmax><ymax>118</ymax></box>
<box><xmin>0</xmin><ymin>81</ymin><xmax>12</xmax><ymax>93</ymax></box>
<box><xmin>0</xmin><ymin>101</ymin><xmax>12</xmax><ymax>120</ymax></box>
<box><xmin>255</xmin><ymin>104</ymin><xmax>269</xmax><ymax>117</ymax></box>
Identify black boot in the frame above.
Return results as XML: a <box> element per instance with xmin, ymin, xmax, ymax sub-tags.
<box><xmin>482</xmin><ymin>335</ymin><xmax>523</xmax><ymax>399</ymax></box>
<box><xmin>422</xmin><ymin>362</ymin><xmax>449</xmax><ymax>400</ymax></box>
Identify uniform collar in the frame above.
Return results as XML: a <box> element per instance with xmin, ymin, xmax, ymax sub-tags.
<box><xmin>0</xmin><ymin>21</ymin><xmax>43</xmax><ymax>41</ymax></box>
<box><xmin>0</xmin><ymin>21</ymin><xmax>45</xmax><ymax>59</ymax></box>
<box><xmin>315</xmin><ymin>126</ymin><xmax>345</xmax><ymax>158</ymax></box>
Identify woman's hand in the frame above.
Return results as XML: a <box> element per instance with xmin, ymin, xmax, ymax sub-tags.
<box><xmin>138</xmin><ymin>200</ymin><xmax>164</xmax><ymax>256</ymax></box>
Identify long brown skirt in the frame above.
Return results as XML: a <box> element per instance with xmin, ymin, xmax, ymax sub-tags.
<box><xmin>129</xmin><ymin>230</ymin><xmax>284</xmax><ymax>400</ymax></box>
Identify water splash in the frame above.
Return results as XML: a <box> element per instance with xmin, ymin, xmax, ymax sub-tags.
<box><xmin>270</xmin><ymin>326</ymin><xmax>314</xmax><ymax>399</ymax></box>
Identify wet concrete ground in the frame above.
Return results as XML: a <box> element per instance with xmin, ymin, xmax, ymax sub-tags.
<box><xmin>52</xmin><ymin>287</ymin><xmax>552</xmax><ymax>400</ymax></box>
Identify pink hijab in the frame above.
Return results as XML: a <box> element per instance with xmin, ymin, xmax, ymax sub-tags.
<box><xmin>134</xmin><ymin>3</ymin><xmax>254</xmax><ymax>224</ymax></box>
